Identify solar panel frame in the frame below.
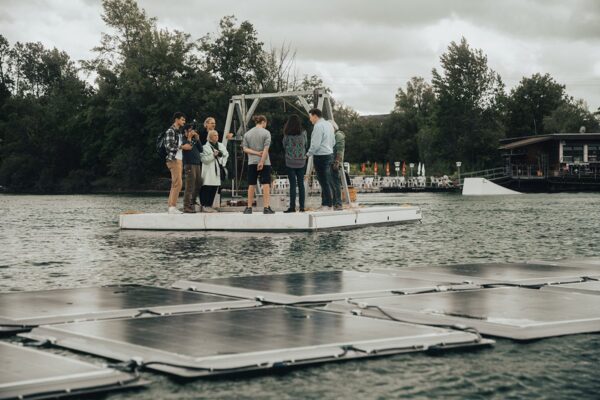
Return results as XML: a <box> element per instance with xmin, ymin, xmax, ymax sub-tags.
<box><xmin>20</xmin><ymin>306</ymin><xmax>492</xmax><ymax>378</ymax></box>
<box><xmin>323</xmin><ymin>287</ymin><xmax>600</xmax><ymax>340</ymax></box>
<box><xmin>372</xmin><ymin>262</ymin><xmax>600</xmax><ymax>286</ymax></box>
<box><xmin>0</xmin><ymin>285</ymin><xmax>260</xmax><ymax>335</ymax></box>
<box><xmin>172</xmin><ymin>270</ymin><xmax>480</xmax><ymax>305</ymax></box>
<box><xmin>0</xmin><ymin>342</ymin><xmax>145</xmax><ymax>400</ymax></box>
<box><xmin>541</xmin><ymin>280</ymin><xmax>600</xmax><ymax>296</ymax></box>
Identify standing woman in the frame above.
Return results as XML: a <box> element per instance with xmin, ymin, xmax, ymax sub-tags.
<box><xmin>200</xmin><ymin>130</ymin><xmax>229</xmax><ymax>212</ymax></box>
<box><xmin>282</xmin><ymin>114</ymin><xmax>307</xmax><ymax>212</ymax></box>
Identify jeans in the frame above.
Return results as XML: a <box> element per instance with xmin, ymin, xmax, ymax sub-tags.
<box><xmin>313</xmin><ymin>154</ymin><xmax>334</xmax><ymax>207</ymax></box>
<box><xmin>287</xmin><ymin>166</ymin><xmax>306</xmax><ymax>210</ymax></box>
<box><xmin>183</xmin><ymin>164</ymin><xmax>202</xmax><ymax>211</ymax></box>
<box><xmin>331</xmin><ymin>163</ymin><xmax>342</xmax><ymax>207</ymax></box>
<box><xmin>166</xmin><ymin>160</ymin><xmax>182</xmax><ymax>207</ymax></box>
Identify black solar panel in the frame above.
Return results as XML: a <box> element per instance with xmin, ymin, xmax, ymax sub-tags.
<box><xmin>22</xmin><ymin>306</ymin><xmax>491</xmax><ymax>378</ymax></box>
<box><xmin>0</xmin><ymin>342</ymin><xmax>144</xmax><ymax>399</ymax></box>
<box><xmin>376</xmin><ymin>262</ymin><xmax>600</xmax><ymax>285</ymax></box>
<box><xmin>0</xmin><ymin>285</ymin><xmax>257</xmax><ymax>334</ymax></box>
<box><xmin>326</xmin><ymin>287</ymin><xmax>600</xmax><ymax>340</ymax></box>
<box><xmin>173</xmin><ymin>270</ymin><xmax>475</xmax><ymax>304</ymax></box>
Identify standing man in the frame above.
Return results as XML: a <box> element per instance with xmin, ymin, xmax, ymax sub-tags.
<box><xmin>182</xmin><ymin>124</ymin><xmax>203</xmax><ymax>213</ymax></box>
<box><xmin>242</xmin><ymin>115</ymin><xmax>275</xmax><ymax>214</ymax></box>
<box><xmin>307</xmin><ymin>108</ymin><xmax>336</xmax><ymax>210</ymax></box>
<box><xmin>165</xmin><ymin>112</ymin><xmax>192</xmax><ymax>214</ymax></box>
<box><xmin>331</xmin><ymin>122</ymin><xmax>346</xmax><ymax>210</ymax></box>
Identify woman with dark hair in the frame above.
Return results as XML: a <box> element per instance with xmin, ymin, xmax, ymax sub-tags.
<box><xmin>282</xmin><ymin>114</ymin><xmax>307</xmax><ymax>213</ymax></box>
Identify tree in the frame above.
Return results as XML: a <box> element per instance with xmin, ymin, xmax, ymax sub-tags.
<box><xmin>543</xmin><ymin>98</ymin><xmax>600</xmax><ymax>133</ymax></box>
<box><xmin>505</xmin><ymin>73</ymin><xmax>566</xmax><ymax>137</ymax></box>
<box><xmin>427</xmin><ymin>37</ymin><xmax>505</xmax><ymax>172</ymax></box>
<box><xmin>200</xmin><ymin>16</ymin><xmax>268</xmax><ymax>94</ymax></box>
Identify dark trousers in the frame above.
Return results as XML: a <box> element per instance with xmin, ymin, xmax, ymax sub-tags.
<box><xmin>331</xmin><ymin>164</ymin><xmax>342</xmax><ymax>207</ymax></box>
<box><xmin>183</xmin><ymin>164</ymin><xmax>202</xmax><ymax>211</ymax></box>
<box><xmin>287</xmin><ymin>166</ymin><xmax>306</xmax><ymax>210</ymax></box>
<box><xmin>313</xmin><ymin>154</ymin><xmax>334</xmax><ymax>207</ymax></box>
<box><xmin>200</xmin><ymin>185</ymin><xmax>219</xmax><ymax>207</ymax></box>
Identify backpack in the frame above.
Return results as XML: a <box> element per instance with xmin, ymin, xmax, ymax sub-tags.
<box><xmin>156</xmin><ymin>130</ymin><xmax>167</xmax><ymax>160</ymax></box>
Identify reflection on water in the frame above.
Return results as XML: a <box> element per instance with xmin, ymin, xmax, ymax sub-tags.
<box><xmin>1</xmin><ymin>193</ymin><xmax>600</xmax><ymax>399</ymax></box>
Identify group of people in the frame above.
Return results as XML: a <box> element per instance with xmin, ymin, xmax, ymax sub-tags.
<box><xmin>162</xmin><ymin>107</ymin><xmax>346</xmax><ymax>215</ymax></box>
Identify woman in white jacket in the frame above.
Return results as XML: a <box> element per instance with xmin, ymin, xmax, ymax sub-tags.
<box><xmin>200</xmin><ymin>130</ymin><xmax>229</xmax><ymax>212</ymax></box>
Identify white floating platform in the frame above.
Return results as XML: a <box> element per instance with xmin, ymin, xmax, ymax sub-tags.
<box><xmin>119</xmin><ymin>206</ymin><xmax>422</xmax><ymax>232</ymax></box>
<box><xmin>462</xmin><ymin>177</ymin><xmax>521</xmax><ymax>196</ymax></box>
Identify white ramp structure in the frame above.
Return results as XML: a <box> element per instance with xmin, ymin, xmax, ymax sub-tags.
<box><xmin>462</xmin><ymin>177</ymin><xmax>521</xmax><ymax>196</ymax></box>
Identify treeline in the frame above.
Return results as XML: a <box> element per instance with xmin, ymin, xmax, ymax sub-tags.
<box><xmin>0</xmin><ymin>0</ymin><xmax>598</xmax><ymax>192</ymax></box>
<box><xmin>342</xmin><ymin>39</ymin><xmax>600</xmax><ymax>174</ymax></box>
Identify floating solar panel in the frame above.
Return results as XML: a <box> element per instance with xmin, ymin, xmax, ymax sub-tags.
<box><xmin>324</xmin><ymin>287</ymin><xmax>600</xmax><ymax>340</ymax></box>
<box><xmin>21</xmin><ymin>306</ymin><xmax>492</xmax><ymax>378</ymax></box>
<box><xmin>541</xmin><ymin>280</ymin><xmax>600</xmax><ymax>296</ymax></box>
<box><xmin>0</xmin><ymin>342</ymin><xmax>144</xmax><ymax>400</ymax></box>
<box><xmin>530</xmin><ymin>258</ymin><xmax>600</xmax><ymax>271</ymax></box>
<box><xmin>0</xmin><ymin>285</ymin><xmax>259</xmax><ymax>335</ymax></box>
<box><xmin>172</xmin><ymin>270</ymin><xmax>479</xmax><ymax>304</ymax></box>
<box><xmin>373</xmin><ymin>262</ymin><xmax>600</xmax><ymax>286</ymax></box>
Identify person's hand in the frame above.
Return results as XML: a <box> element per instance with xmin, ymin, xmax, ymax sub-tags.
<box><xmin>256</xmin><ymin>150</ymin><xmax>263</xmax><ymax>157</ymax></box>
<box><xmin>257</xmin><ymin>161</ymin><xmax>264</xmax><ymax>171</ymax></box>
<box><xmin>182</xmin><ymin>144</ymin><xmax>192</xmax><ymax>151</ymax></box>
<box><xmin>332</xmin><ymin>160</ymin><xmax>340</xmax><ymax>171</ymax></box>
<box><xmin>192</xmin><ymin>131</ymin><xmax>199</xmax><ymax>139</ymax></box>
<box><xmin>213</xmin><ymin>149</ymin><xmax>220</xmax><ymax>157</ymax></box>
<box><xmin>226</xmin><ymin>132</ymin><xmax>234</xmax><ymax>140</ymax></box>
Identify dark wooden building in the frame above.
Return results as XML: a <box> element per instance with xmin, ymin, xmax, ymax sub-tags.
<box><xmin>499</xmin><ymin>133</ymin><xmax>600</xmax><ymax>192</ymax></box>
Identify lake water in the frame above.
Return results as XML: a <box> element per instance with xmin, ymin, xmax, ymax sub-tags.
<box><xmin>1</xmin><ymin>192</ymin><xmax>599</xmax><ymax>399</ymax></box>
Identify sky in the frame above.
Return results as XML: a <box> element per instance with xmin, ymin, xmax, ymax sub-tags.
<box><xmin>1</xmin><ymin>0</ymin><xmax>599</xmax><ymax>115</ymax></box>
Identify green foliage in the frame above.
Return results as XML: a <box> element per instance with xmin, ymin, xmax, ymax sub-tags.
<box><xmin>543</xmin><ymin>98</ymin><xmax>600</xmax><ymax>133</ymax></box>
<box><xmin>1</xmin><ymin>2</ymin><xmax>598</xmax><ymax>192</ymax></box>
<box><xmin>505</xmin><ymin>73</ymin><xmax>567</xmax><ymax>137</ymax></box>
<box><xmin>426</xmin><ymin>37</ymin><xmax>506</xmax><ymax>172</ymax></box>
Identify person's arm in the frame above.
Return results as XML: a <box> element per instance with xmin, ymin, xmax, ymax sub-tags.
<box><xmin>200</xmin><ymin>144</ymin><xmax>215</xmax><ymax>164</ymax></box>
<box><xmin>306</xmin><ymin>123</ymin><xmax>323</xmax><ymax>157</ymax></box>
<box><xmin>257</xmin><ymin>132</ymin><xmax>271</xmax><ymax>170</ymax></box>
<box><xmin>335</xmin><ymin>132</ymin><xmax>345</xmax><ymax>163</ymax></box>
<box><xmin>164</xmin><ymin>128</ymin><xmax>178</xmax><ymax>159</ymax></box>
<box><xmin>220</xmin><ymin>143</ymin><xmax>229</xmax><ymax>165</ymax></box>
<box><xmin>242</xmin><ymin>135</ymin><xmax>262</xmax><ymax>157</ymax></box>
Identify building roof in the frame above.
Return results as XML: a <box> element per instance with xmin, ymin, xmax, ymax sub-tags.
<box><xmin>499</xmin><ymin>133</ymin><xmax>600</xmax><ymax>150</ymax></box>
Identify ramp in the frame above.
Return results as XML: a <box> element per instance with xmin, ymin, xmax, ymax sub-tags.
<box><xmin>172</xmin><ymin>270</ymin><xmax>479</xmax><ymax>304</ymax></box>
<box><xmin>21</xmin><ymin>306</ymin><xmax>491</xmax><ymax>378</ymax></box>
<box><xmin>119</xmin><ymin>206</ymin><xmax>422</xmax><ymax>232</ymax></box>
<box><xmin>462</xmin><ymin>178</ymin><xmax>521</xmax><ymax>195</ymax></box>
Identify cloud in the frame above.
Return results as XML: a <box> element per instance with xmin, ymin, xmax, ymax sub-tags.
<box><xmin>0</xmin><ymin>0</ymin><xmax>598</xmax><ymax>113</ymax></box>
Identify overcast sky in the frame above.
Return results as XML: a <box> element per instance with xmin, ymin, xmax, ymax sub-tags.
<box><xmin>1</xmin><ymin>0</ymin><xmax>599</xmax><ymax>114</ymax></box>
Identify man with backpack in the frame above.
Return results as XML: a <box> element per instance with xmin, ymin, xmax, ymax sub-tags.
<box><xmin>160</xmin><ymin>112</ymin><xmax>191</xmax><ymax>214</ymax></box>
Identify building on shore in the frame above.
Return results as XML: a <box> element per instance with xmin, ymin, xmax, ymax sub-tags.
<box><xmin>499</xmin><ymin>132</ymin><xmax>600</xmax><ymax>192</ymax></box>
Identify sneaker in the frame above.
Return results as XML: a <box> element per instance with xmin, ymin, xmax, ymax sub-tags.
<box><xmin>263</xmin><ymin>207</ymin><xmax>275</xmax><ymax>214</ymax></box>
<box><xmin>168</xmin><ymin>207</ymin><xmax>183</xmax><ymax>214</ymax></box>
<box><xmin>283</xmin><ymin>208</ymin><xmax>296</xmax><ymax>213</ymax></box>
<box><xmin>243</xmin><ymin>207</ymin><xmax>253</xmax><ymax>214</ymax></box>
<box><xmin>299</xmin><ymin>208</ymin><xmax>306</xmax><ymax>212</ymax></box>
<box><xmin>203</xmin><ymin>207</ymin><xmax>217</xmax><ymax>213</ymax></box>
<box><xmin>333</xmin><ymin>205</ymin><xmax>343</xmax><ymax>211</ymax></box>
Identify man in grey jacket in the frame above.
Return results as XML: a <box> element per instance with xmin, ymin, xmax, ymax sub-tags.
<box><xmin>331</xmin><ymin>122</ymin><xmax>346</xmax><ymax>210</ymax></box>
